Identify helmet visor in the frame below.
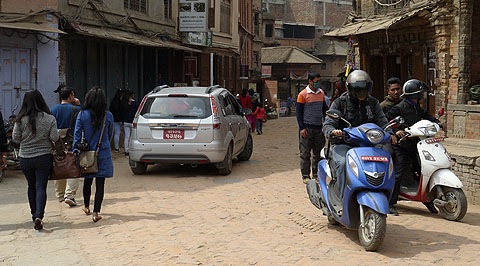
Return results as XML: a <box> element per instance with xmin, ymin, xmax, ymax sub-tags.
<box><xmin>349</xmin><ymin>81</ymin><xmax>371</xmax><ymax>99</ymax></box>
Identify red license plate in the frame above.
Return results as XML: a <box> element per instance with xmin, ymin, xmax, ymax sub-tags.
<box><xmin>164</xmin><ymin>129</ymin><xmax>184</xmax><ymax>139</ymax></box>
<box><xmin>361</xmin><ymin>156</ymin><xmax>388</xmax><ymax>162</ymax></box>
<box><xmin>425</xmin><ymin>137</ymin><xmax>444</xmax><ymax>144</ymax></box>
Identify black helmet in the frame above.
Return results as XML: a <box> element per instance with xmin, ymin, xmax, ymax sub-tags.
<box><xmin>346</xmin><ymin>70</ymin><xmax>373</xmax><ymax>99</ymax></box>
<box><xmin>401</xmin><ymin>79</ymin><xmax>429</xmax><ymax>100</ymax></box>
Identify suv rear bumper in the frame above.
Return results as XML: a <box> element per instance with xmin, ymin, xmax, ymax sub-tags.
<box><xmin>129</xmin><ymin>139</ymin><xmax>227</xmax><ymax>164</ymax></box>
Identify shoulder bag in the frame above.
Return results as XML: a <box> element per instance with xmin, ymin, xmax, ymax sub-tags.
<box><xmin>50</xmin><ymin>137</ymin><xmax>82</xmax><ymax>180</ymax></box>
<box><xmin>78</xmin><ymin>116</ymin><xmax>107</xmax><ymax>174</ymax></box>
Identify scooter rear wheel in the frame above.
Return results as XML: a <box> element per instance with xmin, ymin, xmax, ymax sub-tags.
<box><xmin>358</xmin><ymin>207</ymin><xmax>386</xmax><ymax>251</ymax></box>
<box><xmin>438</xmin><ymin>187</ymin><xmax>467</xmax><ymax>221</ymax></box>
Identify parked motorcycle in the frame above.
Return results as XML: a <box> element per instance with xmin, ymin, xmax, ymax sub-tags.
<box><xmin>0</xmin><ymin>105</ymin><xmax>20</xmax><ymax>183</ymax></box>
<box><xmin>307</xmin><ymin>110</ymin><xmax>403</xmax><ymax>251</ymax></box>
<box><xmin>264</xmin><ymin>99</ymin><xmax>277</xmax><ymax>120</ymax></box>
<box><xmin>398</xmin><ymin>108</ymin><xmax>467</xmax><ymax>221</ymax></box>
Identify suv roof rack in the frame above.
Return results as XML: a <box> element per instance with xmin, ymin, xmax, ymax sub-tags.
<box><xmin>152</xmin><ymin>85</ymin><xmax>169</xmax><ymax>93</ymax></box>
<box><xmin>205</xmin><ymin>85</ymin><xmax>221</xmax><ymax>94</ymax></box>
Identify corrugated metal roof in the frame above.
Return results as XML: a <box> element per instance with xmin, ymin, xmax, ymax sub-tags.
<box><xmin>261</xmin><ymin>46</ymin><xmax>323</xmax><ymax>64</ymax></box>
<box><xmin>324</xmin><ymin>5</ymin><xmax>431</xmax><ymax>38</ymax></box>
<box><xmin>71</xmin><ymin>24</ymin><xmax>201</xmax><ymax>53</ymax></box>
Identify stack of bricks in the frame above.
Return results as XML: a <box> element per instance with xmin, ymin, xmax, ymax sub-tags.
<box><xmin>450</xmin><ymin>153</ymin><xmax>480</xmax><ymax>204</ymax></box>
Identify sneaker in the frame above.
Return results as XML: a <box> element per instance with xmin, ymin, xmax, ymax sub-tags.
<box><xmin>389</xmin><ymin>205</ymin><xmax>399</xmax><ymax>216</ymax></box>
<box><xmin>57</xmin><ymin>197</ymin><xmax>65</xmax><ymax>202</ymax></box>
<box><xmin>125</xmin><ymin>152</ymin><xmax>129</xmax><ymax>156</ymax></box>
<box><xmin>114</xmin><ymin>148</ymin><xmax>120</xmax><ymax>153</ymax></box>
<box><xmin>65</xmin><ymin>198</ymin><xmax>77</xmax><ymax>207</ymax></box>
<box><xmin>34</xmin><ymin>218</ymin><xmax>43</xmax><ymax>230</ymax></box>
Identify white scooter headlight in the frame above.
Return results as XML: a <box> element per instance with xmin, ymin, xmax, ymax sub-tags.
<box><xmin>365</xmin><ymin>129</ymin><xmax>384</xmax><ymax>144</ymax></box>
<box><xmin>348</xmin><ymin>155</ymin><xmax>359</xmax><ymax>178</ymax></box>
<box><xmin>419</xmin><ymin>125</ymin><xmax>438</xmax><ymax>136</ymax></box>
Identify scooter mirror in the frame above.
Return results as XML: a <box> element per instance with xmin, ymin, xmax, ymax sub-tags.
<box><xmin>326</xmin><ymin>110</ymin><xmax>342</xmax><ymax>119</ymax></box>
<box><xmin>438</xmin><ymin>107</ymin><xmax>445</xmax><ymax>117</ymax></box>
<box><xmin>394</xmin><ymin>116</ymin><xmax>405</xmax><ymax>125</ymax></box>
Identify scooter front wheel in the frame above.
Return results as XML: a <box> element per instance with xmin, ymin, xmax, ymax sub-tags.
<box><xmin>438</xmin><ymin>187</ymin><xmax>467</xmax><ymax>221</ymax></box>
<box><xmin>358</xmin><ymin>207</ymin><xmax>386</xmax><ymax>251</ymax></box>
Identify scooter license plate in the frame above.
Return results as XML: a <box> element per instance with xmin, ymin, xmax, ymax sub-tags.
<box><xmin>425</xmin><ymin>137</ymin><xmax>444</xmax><ymax>144</ymax></box>
<box><xmin>361</xmin><ymin>156</ymin><xmax>388</xmax><ymax>162</ymax></box>
<box><xmin>164</xmin><ymin>129</ymin><xmax>184</xmax><ymax>139</ymax></box>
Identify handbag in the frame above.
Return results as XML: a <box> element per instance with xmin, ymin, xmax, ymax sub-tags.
<box><xmin>50</xmin><ymin>137</ymin><xmax>82</xmax><ymax>180</ymax></box>
<box><xmin>78</xmin><ymin>116</ymin><xmax>107</xmax><ymax>174</ymax></box>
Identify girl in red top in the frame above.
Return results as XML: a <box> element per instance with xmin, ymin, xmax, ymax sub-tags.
<box><xmin>252</xmin><ymin>106</ymin><xmax>267</xmax><ymax>135</ymax></box>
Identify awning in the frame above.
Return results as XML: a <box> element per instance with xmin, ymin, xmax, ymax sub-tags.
<box><xmin>0</xmin><ymin>21</ymin><xmax>65</xmax><ymax>34</ymax></box>
<box><xmin>324</xmin><ymin>6</ymin><xmax>430</xmax><ymax>38</ymax></box>
<box><xmin>71</xmin><ymin>24</ymin><xmax>201</xmax><ymax>53</ymax></box>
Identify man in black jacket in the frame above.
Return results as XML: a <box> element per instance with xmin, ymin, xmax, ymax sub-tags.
<box><xmin>323</xmin><ymin>70</ymin><xmax>397</xmax><ymax>200</ymax></box>
<box><xmin>386</xmin><ymin>79</ymin><xmax>440</xmax><ymax>215</ymax></box>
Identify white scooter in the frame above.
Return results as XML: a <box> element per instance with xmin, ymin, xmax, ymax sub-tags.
<box><xmin>399</xmin><ymin>108</ymin><xmax>467</xmax><ymax>221</ymax></box>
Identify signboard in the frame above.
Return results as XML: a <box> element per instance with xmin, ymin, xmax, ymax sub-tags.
<box><xmin>179</xmin><ymin>0</ymin><xmax>208</xmax><ymax>32</ymax></box>
<box><xmin>240</xmin><ymin>65</ymin><xmax>249</xmax><ymax>80</ymax></box>
<box><xmin>183</xmin><ymin>31</ymin><xmax>212</xmax><ymax>47</ymax></box>
<box><xmin>262</xmin><ymin>65</ymin><xmax>272</xmax><ymax>78</ymax></box>
<box><xmin>248</xmin><ymin>83</ymin><xmax>257</xmax><ymax>92</ymax></box>
<box><xmin>184</xmin><ymin>56</ymin><xmax>198</xmax><ymax>76</ymax></box>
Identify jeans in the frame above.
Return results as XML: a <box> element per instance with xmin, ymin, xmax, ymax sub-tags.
<box><xmin>113</xmin><ymin>122</ymin><xmax>123</xmax><ymax>150</ymax></box>
<box><xmin>55</xmin><ymin>178</ymin><xmax>80</xmax><ymax>200</ymax></box>
<box><xmin>299</xmin><ymin>129</ymin><xmax>326</xmax><ymax>178</ymax></box>
<box><xmin>83</xmin><ymin>178</ymin><xmax>106</xmax><ymax>212</ymax></box>
<box><xmin>124</xmin><ymin>123</ymin><xmax>132</xmax><ymax>152</ymax></box>
<box><xmin>390</xmin><ymin>144</ymin><xmax>420</xmax><ymax>205</ymax></box>
<box><xmin>331</xmin><ymin>144</ymin><xmax>352</xmax><ymax>199</ymax></box>
<box><xmin>20</xmin><ymin>154</ymin><xmax>53</xmax><ymax>220</ymax></box>
<box><xmin>256</xmin><ymin>119</ymin><xmax>263</xmax><ymax>133</ymax></box>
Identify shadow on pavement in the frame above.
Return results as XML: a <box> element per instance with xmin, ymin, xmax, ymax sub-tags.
<box><xmin>397</xmin><ymin>204</ymin><xmax>480</xmax><ymax>227</ymax></box>
<box><xmin>380</xmin><ymin>223</ymin><xmax>480</xmax><ymax>258</ymax></box>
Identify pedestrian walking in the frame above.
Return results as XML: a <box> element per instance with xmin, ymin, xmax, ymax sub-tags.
<box><xmin>74</xmin><ymin>87</ymin><xmax>114</xmax><ymax>222</ymax></box>
<box><xmin>50</xmin><ymin>86</ymin><xmax>81</xmax><ymax>206</ymax></box>
<box><xmin>13</xmin><ymin>90</ymin><xmax>59</xmax><ymax>230</ymax></box>
<box><xmin>119</xmin><ymin>90</ymin><xmax>139</xmax><ymax>156</ymax></box>
<box><xmin>252</xmin><ymin>105</ymin><xmax>267</xmax><ymax>135</ymax></box>
<box><xmin>296</xmin><ymin>72</ymin><xmax>328</xmax><ymax>184</ymax></box>
<box><xmin>109</xmin><ymin>87</ymin><xmax>125</xmax><ymax>152</ymax></box>
<box><xmin>239</xmin><ymin>88</ymin><xmax>255</xmax><ymax>130</ymax></box>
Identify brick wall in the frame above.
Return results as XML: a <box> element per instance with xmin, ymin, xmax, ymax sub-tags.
<box><xmin>450</xmin><ymin>154</ymin><xmax>480</xmax><ymax>205</ymax></box>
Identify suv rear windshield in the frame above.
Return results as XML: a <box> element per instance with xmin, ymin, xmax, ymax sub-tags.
<box><xmin>140</xmin><ymin>96</ymin><xmax>212</xmax><ymax>119</ymax></box>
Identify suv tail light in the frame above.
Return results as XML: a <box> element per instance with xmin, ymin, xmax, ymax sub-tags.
<box><xmin>133</xmin><ymin>123</ymin><xmax>137</xmax><ymax>128</ymax></box>
<box><xmin>210</xmin><ymin>95</ymin><xmax>221</xmax><ymax>129</ymax></box>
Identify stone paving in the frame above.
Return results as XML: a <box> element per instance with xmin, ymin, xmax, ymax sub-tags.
<box><xmin>1</xmin><ymin>117</ymin><xmax>480</xmax><ymax>265</ymax></box>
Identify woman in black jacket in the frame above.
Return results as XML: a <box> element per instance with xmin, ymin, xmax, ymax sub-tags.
<box><xmin>119</xmin><ymin>90</ymin><xmax>139</xmax><ymax>156</ymax></box>
<box><xmin>109</xmin><ymin>87</ymin><xmax>125</xmax><ymax>152</ymax></box>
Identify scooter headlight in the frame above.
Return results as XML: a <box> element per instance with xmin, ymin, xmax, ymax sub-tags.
<box><xmin>348</xmin><ymin>155</ymin><xmax>359</xmax><ymax>178</ymax></box>
<box><xmin>419</xmin><ymin>125</ymin><xmax>438</xmax><ymax>136</ymax></box>
<box><xmin>365</xmin><ymin>129</ymin><xmax>384</xmax><ymax>144</ymax></box>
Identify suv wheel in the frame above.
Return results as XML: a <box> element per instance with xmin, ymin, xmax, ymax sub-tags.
<box><xmin>130</xmin><ymin>162</ymin><xmax>148</xmax><ymax>175</ymax></box>
<box><xmin>237</xmin><ymin>134</ymin><xmax>253</xmax><ymax>161</ymax></box>
<box><xmin>217</xmin><ymin>145</ymin><xmax>233</xmax><ymax>175</ymax></box>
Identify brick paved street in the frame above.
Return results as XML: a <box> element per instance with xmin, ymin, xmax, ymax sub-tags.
<box><xmin>1</xmin><ymin>117</ymin><xmax>480</xmax><ymax>265</ymax></box>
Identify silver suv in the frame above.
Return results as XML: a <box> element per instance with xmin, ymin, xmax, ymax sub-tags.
<box><xmin>128</xmin><ymin>85</ymin><xmax>253</xmax><ymax>175</ymax></box>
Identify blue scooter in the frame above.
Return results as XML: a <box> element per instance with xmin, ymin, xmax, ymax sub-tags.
<box><xmin>307</xmin><ymin>110</ymin><xmax>403</xmax><ymax>251</ymax></box>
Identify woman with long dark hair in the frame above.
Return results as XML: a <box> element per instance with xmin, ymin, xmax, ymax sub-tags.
<box><xmin>13</xmin><ymin>90</ymin><xmax>59</xmax><ymax>230</ymax></box>
<box><xmin>74</xmin><ymin>86</ymin><xmax>114</xmax><ymax>222</ymax></box>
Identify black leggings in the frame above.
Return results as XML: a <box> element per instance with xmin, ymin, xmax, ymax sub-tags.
<box><xmin>83</xmin><ymin>178</ymin><xmax>106</xmax><ymax>212</ymax></box>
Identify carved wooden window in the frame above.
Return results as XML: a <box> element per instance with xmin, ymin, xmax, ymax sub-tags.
<box><xmin>124</xmin><ymin>0</ymin><xmax>147</xmax><ymax>14</ymax></box>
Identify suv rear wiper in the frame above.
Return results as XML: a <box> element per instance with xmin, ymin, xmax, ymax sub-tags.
<box><xmin>173</xmin><ymin>115</ymin><xmax>200</xmax><ymax>118</ymax></box>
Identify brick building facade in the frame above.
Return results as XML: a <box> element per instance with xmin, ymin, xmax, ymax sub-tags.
<box><xmin>326</xmin><ymin>0</ymin><xmax>480</xmax><ymax>139</ymax></box>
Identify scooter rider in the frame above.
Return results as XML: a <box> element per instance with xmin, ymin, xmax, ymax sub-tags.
<box><xmin>323</xmin><ymin>70</ymin><xmax>397</xmax><ymax>200</ymax></box>
<box><xmin>386</xmin><ymin>79</ymin><xmax>440</xmax><ymax>215</ymax></box>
